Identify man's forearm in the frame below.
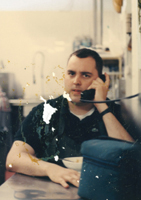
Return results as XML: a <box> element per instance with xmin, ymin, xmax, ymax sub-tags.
<box><xmin>102</xmin><ymin>111</ymin><xmax>134</xmax><ymax>142</ymax></box>
<box><xmin>6</xmin><ymin>151</ymin><xmax>52</xmax><ymax>177</ymax></box>
<box><xmin>6</xmin><ymin>141</ymin><xmax>80</xmax><ymax>188</ymax></box>
<box><xmin>96</xmin><ymin>103</ymin><xmax>134</xmax><ymax>142</ymax></box>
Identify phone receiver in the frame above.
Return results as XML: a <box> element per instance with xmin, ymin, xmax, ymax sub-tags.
<box><xmin>81</xmin><ymin>74</ymin><xmax>106</xmax><ymax>101</ymax></box>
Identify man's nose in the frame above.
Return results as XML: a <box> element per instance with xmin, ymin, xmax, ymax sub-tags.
<box><xmin>73</xmin><ymin>75</ymin><xmax>81</xmax><ymax>85</ymax></box>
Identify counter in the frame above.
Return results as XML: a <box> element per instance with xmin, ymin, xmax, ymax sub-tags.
<box><xmin>9</xmin><ymin>98</ymin><xmax>42</xmax><ymax>117</ymax></box>
<box><xmin>0</xmin><ymin>173</ymin><xmax>81</xmax><ymax>199</ymax></box>
<box><xmin>9</xmin><ymin>99</ymin><xmax>41</xmax><ymax>106</ymax></box>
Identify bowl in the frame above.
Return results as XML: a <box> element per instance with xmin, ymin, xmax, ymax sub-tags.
<box><xmin>62</xmin><ymin>157</ymin><xmax>83</xmax><ymax>172</ymax></box>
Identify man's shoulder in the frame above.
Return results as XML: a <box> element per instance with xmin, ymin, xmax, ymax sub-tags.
<box><xmin>33</xmin><ymin>95</ymin><xmax>64</xmax><ymax>110</ymax></box>
<box><xmin>22</xmin><ymin>96</ymin><xmax>64</xmax><ymax>128</ymax></box>
<box><xmin>47</xmin><ymin>95</ymin><xmax>64</xmax><ymax>107</ymax></box>
<box><xmin>24</xmin><ymin>96</ymin><xmax>63</xmax><ymax>120</ymax></box>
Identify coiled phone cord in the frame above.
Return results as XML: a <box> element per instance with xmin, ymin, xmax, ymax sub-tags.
<box><xmin>80</xmin><ymin>93</ymin><xmax>141</xmax><ymax>103</ymax></box>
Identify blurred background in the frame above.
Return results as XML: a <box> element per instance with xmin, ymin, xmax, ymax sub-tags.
<box><xmin>0</xmin><ymin>0</ymin><xmax>140</xmax><ymax>104</ymax></box>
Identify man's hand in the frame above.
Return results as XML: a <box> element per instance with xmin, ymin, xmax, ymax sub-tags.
<box><xmin>47</xmin><ymin>164</ymin><xmax>80</xmax><ymax>188</ymax></box>
<box><xmin>87</xmin><ymin>73</ymin><xmax>110</xmax><ymax>111</ymax></box>
<box><xmin>88</xmin><ymin>73</ymin><xmax>110</xmax><ymax>102</ymax></box>
<box><xmin>6</xmin><ymin>141</ymin><xmax>80</xmax><ymax>189</ymax></box>
<box><xmin>86</xmin><ymin>73</ymin><xmax>134</xmax><ymax>142</ymax></box>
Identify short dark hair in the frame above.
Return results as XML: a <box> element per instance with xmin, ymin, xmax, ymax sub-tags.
<box><xmin>68</xmin><ymin>48</ymin><xmax>103</xmax><ymax>76</ymax></box>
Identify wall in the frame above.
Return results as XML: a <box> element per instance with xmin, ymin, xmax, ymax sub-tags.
<box><xmin>103</xmin><ymin>2</ymin><xmax>125</xmax><ymax>56</ymax></box>
<box><xmin>0</xmin><ymin>0</ymin><xmax>126</xmax><ymax>99</ymax></box>
<box><xmin>124</xmin><ymin>0</ymin><xmax>141</xmax><ymax>95</ymax></box>
<box><xmin>0</xmin><ymin>10</ymin><xmax>94</xmax><ymax>99</ymax></box>
<box><xmin>131</xmin><ymin>0</ymin><xmax>141</xmax><ymax>94</ymax></box>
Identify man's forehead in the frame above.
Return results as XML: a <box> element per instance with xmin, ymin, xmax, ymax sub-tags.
<box><xmin>66</xmin><ymin>55</ymin><xmax>96</xmax><ymax>70</ymax></box>
<box><xmin>68</xmin><ymin>55</ymin><xmax>96</xmax><ymax>63</ymax></box>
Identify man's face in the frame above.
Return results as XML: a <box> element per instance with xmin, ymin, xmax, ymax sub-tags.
<box><xmin>64</xmin><ymin>55</ymin><xmax>99</xmax><ymax>103</ymax></box>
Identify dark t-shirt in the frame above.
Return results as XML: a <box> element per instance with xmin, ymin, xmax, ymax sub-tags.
<box><xmin>14</xmin><ymin>96</ymin><xmax>134</xmax><ymax>162</ymax></box>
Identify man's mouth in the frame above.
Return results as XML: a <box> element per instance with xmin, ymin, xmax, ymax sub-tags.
<box><xmin>72</xmin><ymin>89</ymin><xmax>82</xmax><ymax>94</ymax></box>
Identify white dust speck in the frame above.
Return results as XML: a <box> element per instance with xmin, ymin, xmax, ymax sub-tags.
<box><xmin>52</xmin><ymin>127</ymin><xmax>55</xmax><ymax>132</ymax></box>
<box><xmin>54</xmin><ymin>155</ymin><xmax>59</xmax><ymax>161</ymax></box>
<box><xmin>56</xmin><ymin>138</ymin><xmax>58</xmax><ymax>141</ymax></box>
<box><xmin>42</xmin><ymin>103</ymin><xmax>57</xmax><ymax>124</ymax></box>
<box><xmin>62</xmin><ymin>147</ymin><xmax>65</xmax><ymax>149</ymax></box>
<box><xmin>63</xmin><ymin>91</ymin><xmax>71</xmax><ymax>101</ymax></box>
<box><xmin>52</xmin><ymin>72</ymin><xmax>55</xmax><ymax>77</ymax></box>
<box><xmin>49</xmin><ymin>95</ymin><xmax>54</xmax><ymax>99</ymax></box>
<box><xmin>95</xmin><ymin>175</ymin><xmax>99</xmax><ymax>179</ymax></box>
<box><xmin>40</xmin><ymin>96</ymin><xmax>46</xmax><ymax>103</ymax></box>
<box><xmin>9</xmin><ymin>164</ymin><xmax>12</xmax><ymax>168</ymax></box>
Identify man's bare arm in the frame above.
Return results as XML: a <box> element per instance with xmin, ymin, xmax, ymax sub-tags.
<box><xmin>88</xmin><ymin>73</ymin><xmax>134</xmax><ymax>142</ymax></box>
<box><xmin>6</xmin><ymin>141</ymin><xmax>80</xmax><ymax>188</ymax></box>
<box><xmin>96</xmin><ymin>104</ymin><xmax>134</xmax><ymax>142</ymax></box>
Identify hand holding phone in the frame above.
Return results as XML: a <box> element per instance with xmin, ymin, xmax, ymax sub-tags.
<box><xmin>81</xmin><ymin>75</ymin><xmax>106</xmax><ymax>101</ymax></box>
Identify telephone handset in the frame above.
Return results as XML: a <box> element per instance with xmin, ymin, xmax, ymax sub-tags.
<box><xmin>80</xmin><ymin>74</ymin><xmax>139</xmax><ymax>103</ymax></box>
<box><xmin>81</xmin><ymin>74</ymin><xmax>106</xmax><ymax>101</ymax></box>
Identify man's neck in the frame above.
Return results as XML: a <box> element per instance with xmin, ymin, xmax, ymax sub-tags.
<box><xmin>68</xmin><ymin>101</ymin><xmax>94</xmax><ymax>115</ymax></box>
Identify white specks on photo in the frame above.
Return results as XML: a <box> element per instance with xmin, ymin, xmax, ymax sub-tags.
<box><xmin>49</xmin><ymin>95</ymin><xmax>54</xmax><ymax>99</ymax></box>
<box><xmin>40</xmin><ymin>96</ymin><xmax>47</xmax><ymax>103</ymax></box>
<box><xmin>52</xmin><ymin>127</ymin><xmax>55</xmax><ymax>132</ymax></box>
<box><xmin>52</xmin><ymin>72</ymin><xmax>56</xmax><ymax>77</ymax></box>
<box><xmin>95</xmin><ymin>175</ymin><xmax>99</xmax><ymax>179</ymax></box>
<box><xmin>62</xmin><ymin>146</ymin><xmax>65</xmax><ymax>149</ymax></box>
<box><xmin>54</xmin><ymin>155</ymin><xmax>59</xmax><ymax>161</ymax></box>
<box><xmin>63</xmin><ymin>91</ymin><xmax>71</xmax><ymax>101</ymax></box>
<box><xmin>9</xmin><ymin>164</ymin><xmax>13</xmax><ymax>168</ymax></box>
<box><xmin>42</xmin><ymin>103</ymin><xmax>57</xmax><ymax>124</ymax></box>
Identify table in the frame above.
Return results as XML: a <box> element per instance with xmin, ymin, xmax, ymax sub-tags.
<box><xmin>0</xmin><ymin>173</ymin><xmax>82</xmax><ymax>199</ymax></box>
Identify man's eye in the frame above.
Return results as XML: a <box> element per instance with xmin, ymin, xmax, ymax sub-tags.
<box><xmin>68</xmin><ymin>72</ymin><xmax>75</xmax><ymax>76</ymax></box>
<box><xmin>83</xmin><ymin>74</ymin><xmax>90</xmax><ymax>78</ymax></box>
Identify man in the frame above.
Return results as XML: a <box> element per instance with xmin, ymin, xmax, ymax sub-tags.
<box><xmin>6</xmin><ymin>48</ymin><xmax>134</xmax><ymax>188</ymax></box>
